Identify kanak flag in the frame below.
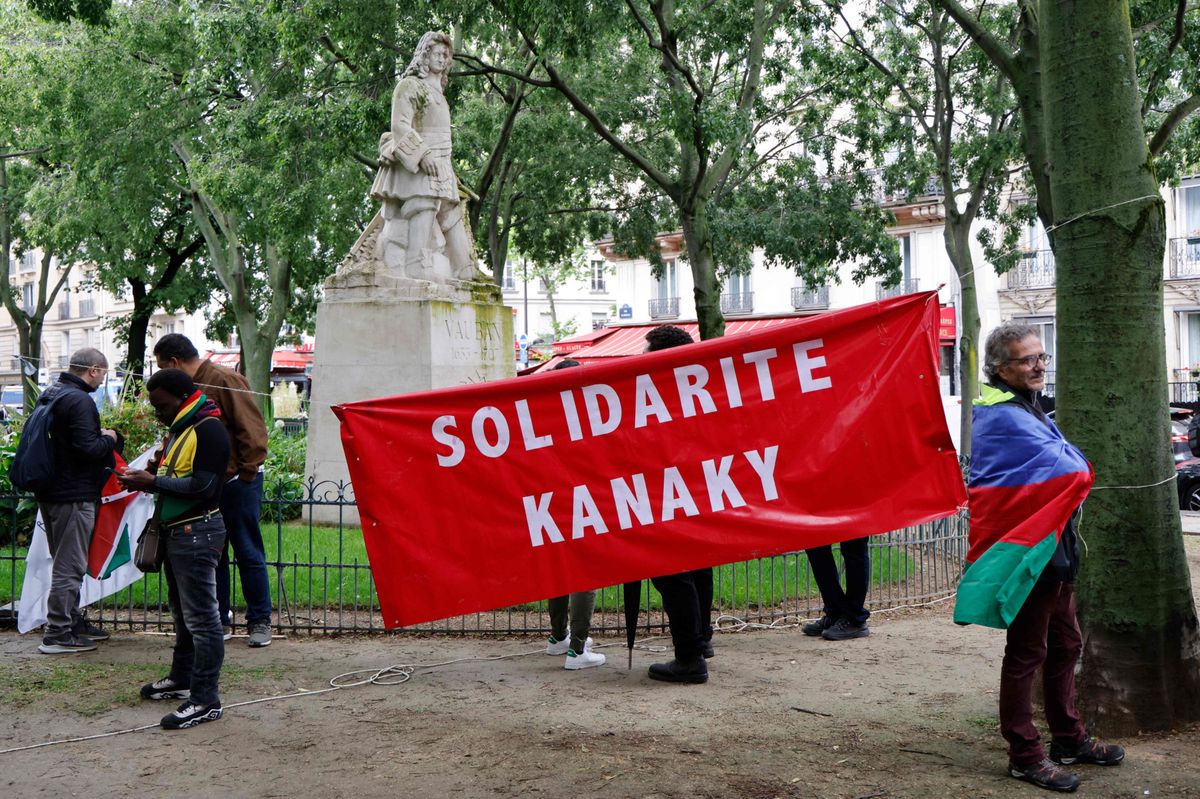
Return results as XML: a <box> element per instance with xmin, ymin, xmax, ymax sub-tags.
<box><xmin>335</xmin><ymin>292</ymin><xmax>968</xmax><ymax>628</ymax></box>
<box><xmin>17</xmin><ymin>448</ymin><xmax>156</xmax><ymax>634</ymax></box>
<box><xmin>953</xmin><ymin>384</ymin><xmax>1093</xmax><ymax>629</ymax></box>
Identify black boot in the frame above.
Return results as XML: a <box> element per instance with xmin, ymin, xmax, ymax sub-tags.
<box><xmin>647</xmin><ymin>657</ymin><xmax>708</xmax><ymax>684</ymax></box>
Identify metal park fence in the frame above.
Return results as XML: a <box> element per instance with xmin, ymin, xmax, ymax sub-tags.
<box><xmin>0</xmin><ymin>480</ymin><xmax>969</xmax><ymax>637</ymax></box>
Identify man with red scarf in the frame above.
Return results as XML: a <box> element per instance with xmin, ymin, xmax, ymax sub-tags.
<box><xmin>118</xmin><ymin>368</ymin><xmax>231</xmax><ymax>730</ymax></box>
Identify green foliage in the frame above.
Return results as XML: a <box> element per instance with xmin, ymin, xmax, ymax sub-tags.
<box><xmin>24</xmin><ymin>0</ymin><xmax>108</xmax><ymax>25</ymax></box>
<box><xmin>262</xmin><ymin>425</ymin><xmax>306</xmax><ymax>523</ymax></box>
<box><xmin>98</xmin><ymin>379</ymin><xmax>159</xmax><ymax>460</ymax></box>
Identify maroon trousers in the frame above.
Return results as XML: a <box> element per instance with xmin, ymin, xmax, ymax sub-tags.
<box><xmin>999</xmin><ymin>579</ymin><xmax>1088</xmax><ymax>764</ymax></box>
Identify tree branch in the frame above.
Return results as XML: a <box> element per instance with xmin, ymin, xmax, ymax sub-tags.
<box><xmin>933</xmin><ymin>0</ymin><xmax>1017</xmax><ymax>83</ymax></box>
<box><xmin>1149</xmin><ymin>92</ymin><xmax>1200</xmax><ymax>157</ymax></box>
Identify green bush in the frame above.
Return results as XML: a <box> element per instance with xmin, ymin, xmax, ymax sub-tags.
<box><xmin>262</xmin><ymin>424</ymin><xmax>306</xmax><ymax>523</ymax></box>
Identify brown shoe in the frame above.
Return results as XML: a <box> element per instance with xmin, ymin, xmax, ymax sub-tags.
<box><xmin>1009</xmin><ymin>758</ymin><xmax>1080</xmax><ymax>792</ymax></box>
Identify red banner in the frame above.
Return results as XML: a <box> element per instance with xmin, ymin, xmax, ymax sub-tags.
<box><xmin>335</xmin><ymin>292</ymin><xmax>967</xmax><ymax>628</ymax></box>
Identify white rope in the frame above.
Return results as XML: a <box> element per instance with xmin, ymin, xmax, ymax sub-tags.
<box><xmin>1090</xmin><ymin>473</ymin><xmax>1177</xmax><ymax>491</ymax></box>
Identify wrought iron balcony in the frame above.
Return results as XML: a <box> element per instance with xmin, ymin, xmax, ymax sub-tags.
<box><xmin>1007</xmin><ymin>250</ymin><xmax>1056</xmax><ymax>288</ymax></box>
<box><xmin>1169</xmin><ymin>237</ymin><xmax>1200</xmax><ymax>278</ymax></box>
<box><xmin>876</xmin><ymin>278</ymin><xmax>919</xmax><ymax>300</ymax></box>
<box><xmin>648</xmin><ymin>297</ymin><xmax>680</xmax><ymax>319</ymax></box>
<box><xmin>791</xmin><ymin>285</ymin><xmax>829</xmax><ymax>310</ymax></box>
<box><xmin>719</xmin><ymin>292</ymin><xmax>754</xmax><ymax>315</ymax></box>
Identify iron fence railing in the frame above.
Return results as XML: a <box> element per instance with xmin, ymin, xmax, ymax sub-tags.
<box><xmin>1</xmin><ymin>481</ymin><xmax>970</xmax><ymax>636</ymax></box>
<box><xmin>648</xmin><ymin>297</ymin><xmax>680</xmax><ymax>319</ymax></box>
<box><xmin>791</xmin><ymin>286</ymin><xmax>830</xmax><ymax>310</ymax></box>
<box><xmin>719</xmin><ymin>292</ymin><xmax>754</xmax><ymax>315</ymax></box>
<box><xmin>876</xmin><ymin>279</ymin><xmax>919</xmax><ymax>300</ymax></box>
<box><xmin>1169</xmin><ymin>237</ymin><xmax>1200</xmax><ymax>279</ymax></box>
<box><xmin>1007</xmin><ymin>250</ymin><xmax>1056</xmax><ymax>289</ymax></box>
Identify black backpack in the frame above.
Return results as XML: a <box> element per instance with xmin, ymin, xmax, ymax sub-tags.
<box><xmin>9</xmin><ymin>391</ymin><xmax>64</xmax><ymax>492</ymax></box>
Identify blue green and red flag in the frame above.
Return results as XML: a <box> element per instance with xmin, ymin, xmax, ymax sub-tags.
<box><xmin>953</xmin><ymin>384</ymin><xmax>1093</xmax><ymax>629</ymax></box>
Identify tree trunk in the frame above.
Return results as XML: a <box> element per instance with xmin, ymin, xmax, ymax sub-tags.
<box><xmin>1042</xmin><ymin>0</ymin><xmax>1200</xmax><ymax>734</ymax></box>
<box><xmin>680</xmin><ymin>201</ymin><xmax>724</xmax><ymax>341</ymax></box>
<box><xmin>127</xmin><ymin>279</ymin><xmax>152</xmax><ymax>381</ymax></box>
<box><xmin>943</xmin><ymin>217</ymin><xmax>979</xmax><ymax>457</ymax></box>
<box><xmin>239</xmin><ymin>326</ymin><xmax>273</xmax><ymax>418</ymax></box>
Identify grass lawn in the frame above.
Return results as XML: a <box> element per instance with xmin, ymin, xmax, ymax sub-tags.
<box><xmin>2</xmin><ymin>522</ymin><xmax>918</xmax><ymax>615</ymax></box>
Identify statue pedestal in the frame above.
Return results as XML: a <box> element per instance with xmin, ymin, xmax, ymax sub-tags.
<box><xmin>305</xmin><ymin>265</ymin><xmax>514</xmax><ymax>524</ymax></box>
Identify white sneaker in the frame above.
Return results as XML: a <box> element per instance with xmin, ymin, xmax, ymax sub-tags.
<box><xmin>564</xmin><ymin>648</ymin><xmax>605</xmax><ymax>670</ymax></box>
<box><xmin>546</xmin><ymin>635</ymin><xmax>571</xmax><ymax>655</ymax></box>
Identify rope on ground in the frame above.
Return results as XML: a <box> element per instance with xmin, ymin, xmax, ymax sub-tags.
<box><xmin>0</xmin><ymin>596</ymin><xmax>960</xmax><ymax>756</ymax></box>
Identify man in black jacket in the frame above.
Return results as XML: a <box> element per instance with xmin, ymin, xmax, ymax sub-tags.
<box><xmin>35</xmin><ymin>348</ymin><xmax>120</xmax><ymax>654</ymax></box>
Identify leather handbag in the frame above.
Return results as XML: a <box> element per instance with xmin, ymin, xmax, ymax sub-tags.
<box><xmin>133</xmin><ymin>433</ymin><xmax>186</xmax><ymax>573</ymax></box>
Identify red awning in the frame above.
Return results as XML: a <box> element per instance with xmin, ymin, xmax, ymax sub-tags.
<box><xmin>526</xmin><ymin>316</ymin><xmax>806</xmax><ymax>372</ymax></box>
<box><xmin>202</xmin><ymin>350</ymin><xmax>314</xmax><ymax>371</ymax></box>
<box><xmin>552</xmin><ymin>326</ymin><xmax>618</xmax><ymax>354</ymax></box>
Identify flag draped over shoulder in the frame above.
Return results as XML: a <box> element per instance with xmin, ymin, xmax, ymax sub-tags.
<box><xmin>17</xmin><ymin>448</ymin><xmax>156</xmax><ymax>634</ymax></box>
<box><xmin>953</xmin><ymin>385</ymin><xmax>1093</xmax><ymax>629</ymax></box>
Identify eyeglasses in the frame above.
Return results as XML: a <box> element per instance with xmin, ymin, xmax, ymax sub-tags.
<box><xmin>1007</xmin><ymin>353</ymin><xmax>1052</xmax><ymax>367</ymax></box>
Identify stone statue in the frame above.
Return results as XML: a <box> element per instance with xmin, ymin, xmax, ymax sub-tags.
<box><xmin>370</xmin><ymin>31</ymin><xmax>476</xmax><ymax>283</ymax></box>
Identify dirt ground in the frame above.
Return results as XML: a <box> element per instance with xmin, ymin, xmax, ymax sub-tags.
<box><xmin>2</xmin><ymin>539</ymin><xmax>1198</xmax><ymax>799</ymax></box>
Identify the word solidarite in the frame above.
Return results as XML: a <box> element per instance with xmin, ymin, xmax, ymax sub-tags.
<box><xmin>430</xmin><ymin>338</ymin><xmax>833</xmax><ymax>467</ymax></box>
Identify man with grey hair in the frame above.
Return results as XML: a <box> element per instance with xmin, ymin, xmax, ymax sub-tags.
<box><xmin>34</xmin><ymin>348</ymin><xmax>122</xmax><ymax>654</ymax></box>
<box><xmin>970</xmin><ymin>322</ymin><xmax>1124</xmax><ymax>791</ymax></box>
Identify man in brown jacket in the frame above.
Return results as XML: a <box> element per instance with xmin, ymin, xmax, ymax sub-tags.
<box><xmin>153</xmin><ymin>334</ymin><xmax>273</xmax><ymax>647</ymax></box>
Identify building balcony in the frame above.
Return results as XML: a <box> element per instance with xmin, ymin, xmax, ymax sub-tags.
<box><xmin>876</xmin><ymin>278</ymin><xmax>919</xmax><ymax>300</ymax></box>
<box><xmin>78</xmin><ymin>298</ymin><xmax>95</xmax><ymax>317</ymax></box>
<box><xmin>648</xmin><ymin>297</ymin><xmax>680</xmax><ymax>319</ymax></box>
<box><xmin>791</xmin><ymin>285</ymin><xmax>829</xmax><ymax>310</ymax></box>
<box><xmin>1007</xmin><ymin>250</ymin><xmax>1056</xmax><ymax>289</ymax></box>
<box><xmin>1169</xmin><ymin>237</ymin><xmax>1200</xmax><ymax>279</ymax></box>
<box><xmin>719</xmin><ymin>292</ymin><xmax>754</xmax><ymax>316</ymax></box>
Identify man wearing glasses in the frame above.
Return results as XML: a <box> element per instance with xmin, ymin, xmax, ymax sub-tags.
<box><xmin>974</xmin><ymin>323</ymin><xmax>1123</xmax><ymax>792</ymax></box>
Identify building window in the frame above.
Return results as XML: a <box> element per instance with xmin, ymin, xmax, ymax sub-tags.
<box><xmin>21</xmin><ymin>283</ymin><xmax>34</xmax><ymax>313</ymax></box>
<box><xmin>591</xmin><ymin>312</ymin><xmax>608</xmax><ymax>330</ymax></box>
<box><xmin>501</xmin><ymin>261</ymin><xmax>516</xmax><ymax>291</ymax></box>
<box><xmin>21</xmin><ymin>251</ymin><xmax>36</xmax><ymax>272</ymax></box>
<box><xmin>1179</xmin><ymin>185</ymin><xmax>1200</xmax><ymax>240</ymax></box>
<box><xmin>61</xmin><ymin>332</ymin><xmax>71</xmax><ymax>367</ymax></box>
<box><xmin>590</xmin><ymin>260</ymin><xmax>607</xmax><ymax>292</ymax></box>
<box><xmin>1182</xmin><ymin>312</ymin><xmax>1200</xmax><ymax>374</ymax></box>
<box><xmin>653</xmin><ymin>258</ymin><xmax>677</xmax><ymax>300</ymax></box>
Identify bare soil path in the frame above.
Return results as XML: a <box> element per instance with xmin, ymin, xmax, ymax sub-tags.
<box><xmin>2</xmin><ymin>538</ymin><xmax>1197</xmax><ymax>799</ymax></box>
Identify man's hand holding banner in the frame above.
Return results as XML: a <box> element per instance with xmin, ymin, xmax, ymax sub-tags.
<box><xmin>335</xmin><ymin>292</ymin><xmax>968</xmax><ymax>628</ymax></box>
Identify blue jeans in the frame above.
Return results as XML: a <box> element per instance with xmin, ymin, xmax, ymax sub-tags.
<box><xmin>164</xmin><ymin>517</ymin><xmax>226</xmax><ymax>706</ymax></box>
<box><xmin>806</xmin><ymin>537</ymin><xmax>871</xmax><ymax>625</ymax></box>
<box><xmin>216</xmin><ymin>473</ymin><xmax>272</xmax><ymax>625</ymax></box>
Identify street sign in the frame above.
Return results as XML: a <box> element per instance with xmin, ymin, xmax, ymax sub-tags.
<box><xmin>618</xmin><ymin>304</ymin><xmax>633</xmax><ymax>319</ymax></box>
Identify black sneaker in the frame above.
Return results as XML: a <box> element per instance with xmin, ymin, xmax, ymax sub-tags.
<box><xmin>1050</xmin><ymin>736</ymin><xmax>1126</xmax><ymax>767</ymax></box>
<box><xmin>160</xmin><ymin>700</ymin><xmax>223</xmax><ymax>730</ymax></box>
<box><xmin>1009</xmin><ymin>758</ymin><xmax>1080</xmax><ymax>792</ymax></box>
<box><xmin>647</xmin><ymin>657</ymin><xmax>708</xmax><ymax>684</ymax></box>
<box><xmin>141</xmin><ymin>676</ymin><xmax>191</xmax><ymax>701</ymax></box>
<box><xmin>802</xmin><ymin>615</ymin><xmax>838</xmax><ymax>637</ymax></box>
<box><xmin>701</xmin><ymin>639</ymin><xmax>714</xmax><ymax>659</ymax></box>
<box><xmin>73</xmin><ymin>618</ymin><xmax>110</xmax><ymax>642</ymax></box>
<box><xmin>38</xmin><ymin>633</ymin><xmax>96</xmax><ymax>654</ymax></box>
<box><xmin>822</xmin><ymin>617</ymin><xmax>869</xmax><ymax>641</ymax></box>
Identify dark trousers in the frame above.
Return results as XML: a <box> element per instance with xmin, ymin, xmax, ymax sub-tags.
<box><xmin>650</xmin><ymin>567</ymin><xmax>713</xmax><ymax>661</ymax></box>
<box><xmin>164</xmin><ymin>517</ymin><xmax>226</xmax><ymax>707</ymax></box>
<box><xmin>216</xmin><ymin>473</ymin><xmax>272</xmax><ymax>625</ymax></box>
<box><xmin>999</xmin><ymin>579</ymin><xmax>1087</xmax><ymax>765</ymax></box>
<box><xmin>39</xmin><ymin>501</ymin><xmax>96</xmax><ymax>638</ymax></box>
<box><xmin>806</xmin><ymin>537</ymin><xmax>870</xmax><ymax>625</ymax></box>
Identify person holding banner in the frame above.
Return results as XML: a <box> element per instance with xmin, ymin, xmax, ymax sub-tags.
<box><xmin>543</xmin><ymin>360</ymin><xmax>605</xmax><ymax>670</ymax></box>
<box><xmin>801</xmin><ymin>537</ymin><xmax>870</xmax><ymax>640</ymax></box>
<box><xmin>642</xmin><ymin>325</ymin><xmax>715</xmax><ymax>684</ymax></box>
<box><xmin>32</xmin><ymin>349</ymin><xmax>121</xmax><ymax>655</ymax></box>
<box><xmin>962</xmin><ymin>323</ymin><xmax>1123</xmax><ymax>792</ymax></box>
<box><xmin>118</xmin><ymin>369</ymin><xmax>231</xmax><ymax>730</ymax></box>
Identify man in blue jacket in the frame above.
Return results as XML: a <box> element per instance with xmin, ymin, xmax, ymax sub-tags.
<box><xmin>35</xmin><ymin>348</ymin><xmax>120</xmax><ymax>654</ymax></box>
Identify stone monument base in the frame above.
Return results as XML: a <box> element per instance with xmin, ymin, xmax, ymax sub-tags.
<box><xmin>305</xmin><ymin>267</ymin><xmax>513</xmax><ymax>525</ymax></box>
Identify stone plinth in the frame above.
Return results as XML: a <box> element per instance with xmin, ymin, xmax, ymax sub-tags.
<box><xmin>305</xmin><ymin>265</ymin><xmax>513</xmax><ymax>524</ymax></box>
